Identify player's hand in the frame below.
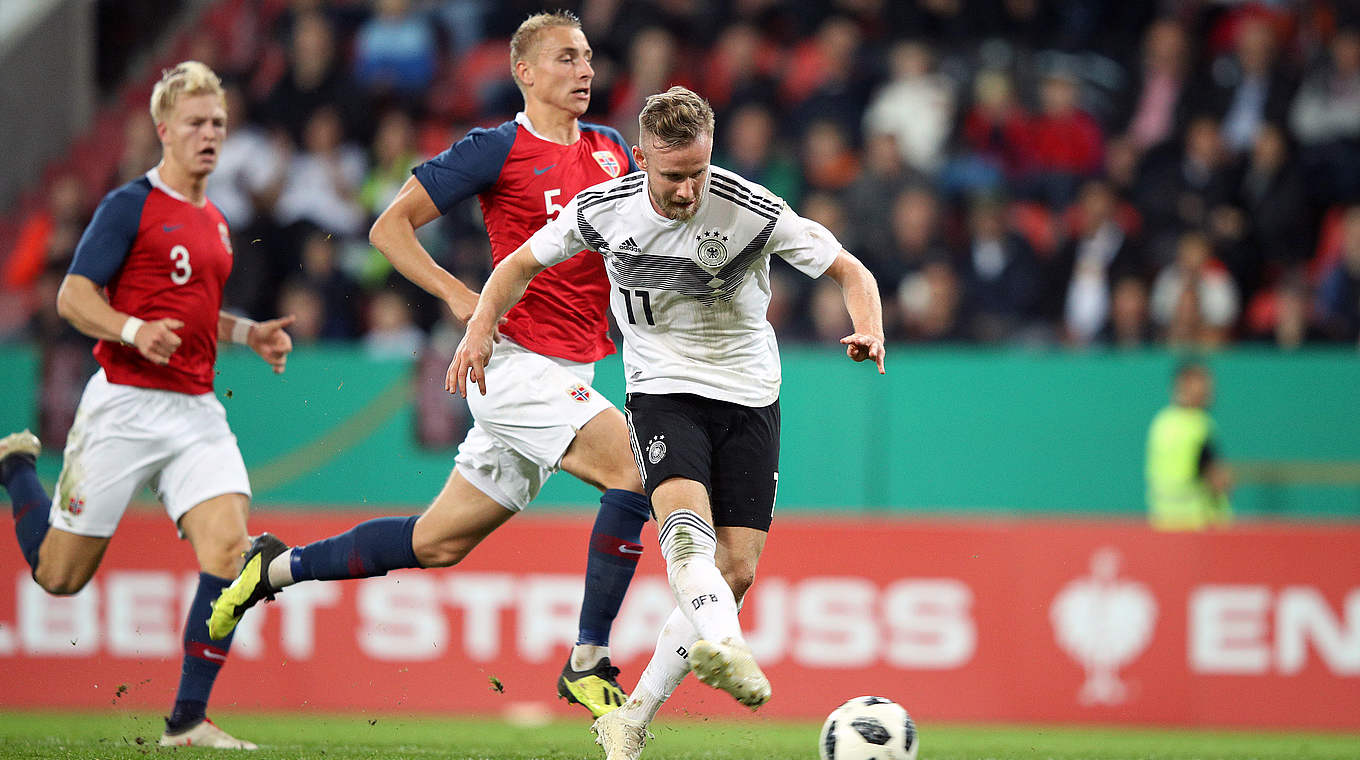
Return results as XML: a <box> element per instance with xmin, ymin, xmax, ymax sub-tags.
<box><xmin>840</xmin><ymin>332</ymin><xmax>886</xmax><ymax>374</ymax></box>
<box><xmin>134</xmin><ymin>318</ymin><xmax>184</xmax><ymax>366</ymax></box>
<box><xmin>448</xmin><ymin>317</ymin><xmax>498</xmax><ymax>398</ymax></box>
<box><xmin>248</xmin><ymin>315</ymin><xmax>296</xmax><ymax>374</ymax></box>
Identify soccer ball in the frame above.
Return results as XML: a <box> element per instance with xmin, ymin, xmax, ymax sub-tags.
<box><xmin>818</xmin><ymin>695</ymin><xmax>919</xmax><ymax>760</ymax></box>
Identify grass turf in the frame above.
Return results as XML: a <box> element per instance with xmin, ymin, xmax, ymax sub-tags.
<box><xmin>0</xmin><ymin>710</ymin><xmax>1357</xmax><ymax>759</ymax></box>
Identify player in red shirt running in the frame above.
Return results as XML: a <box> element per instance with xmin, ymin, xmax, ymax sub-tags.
<box><xmin>0</xmin><ymin>61</ymin><xmax>294</xmax><ymax>748</ymax></box>
<box><xmin>207</xmin><ymin>11</ymin><xmax>649</xmax><ymax>718</ymax></box>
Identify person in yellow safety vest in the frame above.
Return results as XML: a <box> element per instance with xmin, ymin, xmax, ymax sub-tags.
<box><xmin>1145</xmin><ymin>361</ymin><xmax>1233</xmax><ymax>530</ymax></box>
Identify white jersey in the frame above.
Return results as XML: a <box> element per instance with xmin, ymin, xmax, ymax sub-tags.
<box><xmin>528</xmin><ymin>165</ymin><xmax>841</xmax><ymax>406</ymax></box>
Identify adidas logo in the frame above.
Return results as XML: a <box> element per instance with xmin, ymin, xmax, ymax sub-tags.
<box><xmin>617</xmin><ymin>237</ymin><xmax>641</xmax><ymax>253</ymax></box>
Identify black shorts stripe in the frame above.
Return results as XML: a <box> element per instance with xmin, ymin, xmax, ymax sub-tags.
<box><xmin>623</xmin><ymin>405</ymin><xmax>647</xmax><ymax>483</ymax></box>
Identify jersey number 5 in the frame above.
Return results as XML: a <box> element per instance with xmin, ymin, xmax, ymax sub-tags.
<box><xmin>544</xmin><ymin>189</ymin><xmax>564</xmax><ymax>220</ymax></box>
<box><xmin>169</xmin><ymin>245</ymin><xmax>192</xmax><ymax>285</ymax></box>
<box><xmin>619</xmin><ymin>288</ymin><xmax>655</xmax><ymax>326</ymax></box>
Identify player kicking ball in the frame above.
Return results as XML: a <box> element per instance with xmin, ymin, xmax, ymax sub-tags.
<box><xmin>450</xmin><ymin>86</ymin><xmax>887</xmax><ymax>760</ymax></box>
<box><xmin>0</xmin><ymin>61</ymin><xmax>295</xmax><ymax>749</ymax></box>
<box><xmin>206</xmin><ymin>11</ymin><xmax>649</xmax><ymax>719</ymax></box>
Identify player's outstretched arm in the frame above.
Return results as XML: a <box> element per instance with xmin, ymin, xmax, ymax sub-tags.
<box><xmin>448</xmin><ymin>243</ymin><xmax>548</xmax><ymax>398</ymax></box>
<box><xmin>370</xmin><ymin>176</ymin><xmax>481</xmax><ymax>323</ymax></box>
<box><xmin>822</xmin><ymin>250</ymin><xmax>887</xmax><ymax>374</ymax></box>
<box><xmin>218</xmin><ymin>312</ymin><xmax>296</xmax><ymax>374</ymax></box>
<box><xmin>56</xmin><ymin>273</ymin><xmax>183</xmax><ymax>365</ymax></box>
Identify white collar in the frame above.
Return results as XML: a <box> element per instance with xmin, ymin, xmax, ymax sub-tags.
<box><xmin>515</xmin><ymin>111</ymin><xmax>580</xmax><ymax>146</ymax></box>
<box><xmin>146</xmin><ymin>167</ymin><xmax>206</xmax><ymax>207</ymax></box>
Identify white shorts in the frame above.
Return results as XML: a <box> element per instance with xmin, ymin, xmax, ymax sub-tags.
<box><xmin>454</xmin><ymin>338</ymin><xmax>615</xmax><ymax>511</ymax></box>
<box><xmin>50</xmin><ymin>369</ymin><xmax>251</xmax><ymax>538</ymax></box>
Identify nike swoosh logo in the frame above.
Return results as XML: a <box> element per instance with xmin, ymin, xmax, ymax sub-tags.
<box><xmin>163</xmin><ymin>224</ymin><xmax>183</xmax><ymax>232</ymax></box>
<box><xmin>533</xmin><ymin>164</ymin><xmax>556</xmax><ymax>175</ymax></box>
<box><xmin>618</xmin><ymin>544</ymin><xmax>643</xmax><ymax>555</ymax></box>
<box><xmin>202</xmin><ymin>650</ymin><xmax>226</xmax><ymax>662</ymax></box>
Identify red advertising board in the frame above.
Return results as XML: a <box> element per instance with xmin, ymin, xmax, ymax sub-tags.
<box><xmin>1</xmin><ymin>510</ymin><xmax>1357</xmax><ymax>728</ymax></box>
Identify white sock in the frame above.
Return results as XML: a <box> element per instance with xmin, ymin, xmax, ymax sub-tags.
<box><xmin>616</xmin><ymin>606</ymin><xmax>698</xmax><ymax>725</ymax></box>
<box><xmin>267</xmin><ymin>550</ymin><xmax>296</xmax><ymax>589</ymax></box>
<box><xmin>659</xmin><ymin>510</ymin><xmax>743</xmax><ymax>645</ymax></box>
<box><xmin>571</xmin><ymin>643</ymin><xmax>610</xmax><ymax>671</ymax></box>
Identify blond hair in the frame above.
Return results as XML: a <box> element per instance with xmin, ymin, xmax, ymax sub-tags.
<box><xmin>638</xmin><ymin>86</ymin><xmax>715</xmax><ymax>149</ymax></box>
<box><xmin>509</xmin><ymin>11</ymin><xmax>582</xmax><ymax>89</ymax></box>
<box><xmin>150</xmin><ymin>61</ymin><xmax>224</xmax><ymax>125</ymax></box>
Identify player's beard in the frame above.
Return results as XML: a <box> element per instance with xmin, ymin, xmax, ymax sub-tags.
<box><xmin>656</xmin><ymin>189</ymin><xmax>702</xmax><ymax>221</ymax></box>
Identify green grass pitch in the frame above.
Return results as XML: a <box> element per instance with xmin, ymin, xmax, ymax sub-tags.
<box><xmin>1</xmin><ymin>711</ymin><xmax>1358</xmax><ymax>759</ymax></box>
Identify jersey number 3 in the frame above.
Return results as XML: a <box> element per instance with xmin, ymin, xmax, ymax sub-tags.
<box><xmin>619</xmin><ymin>288</ymin><xmax>654</xmax><ymax>326</ymax></box>
<box><xmin>169</xmin><ymin>245</ymin><xmax>192</xmax><ymax>285</ymax></box>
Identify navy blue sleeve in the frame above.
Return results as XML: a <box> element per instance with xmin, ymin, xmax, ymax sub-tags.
<box><xmin>412</xmin><ymin>121</ymin><xmax>517</xmax><ymax>214</ymax></box>
<box><xmin>586</xmin><ymin>124</ymin><xmax>639</xmax><ymax>173</ymax></box>
<box><xmin>68</xmin><ymin>179</ymin><xmax>151</xmax><ymax>286</ymax></box>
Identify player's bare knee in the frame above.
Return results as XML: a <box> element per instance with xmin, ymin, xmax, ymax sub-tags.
<box><xmin>196</xmin><ymin>534</ymin><xmax>250</xmax><ymax>577</ymax></box>
<box><xmin>33</xmin><ymin>565</ymin><xmax>91</xmax><ymax>596</ymax></box>
<box><xmin>723</xmin><ymin>564</ymin><xmax>757</xmax><ymax>602</ymax></box>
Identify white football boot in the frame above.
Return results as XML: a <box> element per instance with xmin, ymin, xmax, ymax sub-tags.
<box><xmin>689</xmin><ymin>637</ymin><xmax>772</xmax><ymax>709</ymax></box>
<box><xmin>592</xmin><ymin>710</ymin><xmax>652</xmax><ymax>760</ymax></box>
<box><xmin>158</xmin><ymin>718</ymin><xmax>258</xmax><ymax>750</ymax></box>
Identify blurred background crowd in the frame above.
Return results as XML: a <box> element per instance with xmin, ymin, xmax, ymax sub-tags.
<box><xmin>5</xmin><ymin>0</ymin><xmax>1360</xmax><ymax>360</ymax></box>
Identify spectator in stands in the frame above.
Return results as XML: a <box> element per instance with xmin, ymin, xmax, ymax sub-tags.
<box><xmin>1210</xmin><ymin>123</ymin><xmax>1308</xmax><ymax>301</ymax></box>
<box><xmin>897</xmin><ymin>259</ymin><xmax>965</xmax><ymax>343</ymax></box>
<box><xmin>353</xmin><ymin>0</ymin><xmax>438</xmax><ymax>99</ymax></box>
<box><xmin>276</xmin><ymin>279</ymin><xmax>326</xmax><ymax>345</ymax></box>
<box><xmin>950</xmin><ymin>68</ymin><xmax>1029</xmax><ymax>195</ymax></box>
<box><xmin>608</xmin><ymin>27</ymin><xmax>689</xmax><ymax>145</ymax></box>
<box><xmin>862</xmin><ymin>40</ymin><xmax>956</xmax><ymax>177</ymax></box>
<box><xmin>1247</xmin><ymin>270</ymin><xmax>1320</xmax><ymax>350</ymax></box>
<box><xmin>714</xmin><ymin>102</ymin><xmax>801</xmax><ymax>207</ymax></box>
<box><xmin>782</xmin><ymin>15</ymin><xmax>867</xmax><ymax>137</ymax></box>
<box><xmin>363</xmin><ymin>288</ymin><xmax>424</xmax><ymax>359</ymax></box>
<box><xmin>871</xmin><ymin>186</ymin><xmax>952</xmax><ymax>297</ymax></box>
<box><xmin>3</xmin><ymin>173</ymin><xmax>87</xmax><ymax>294</ymax></box>
<box><xmin>116</xmin><ymin>109</ymin><xmax>162</xmax><ymax>185</ymax></box>
<box><xmin>360</xmin><ymin>109</ymin><xmax>420</xmax><ymax>220</ymax></box>
<box><xmin>1135</xmin><ymin>115</ymin><xmax>1232</xmax><ymax>265</ymax></box>
<box><xmin>1191</xmin><ymin>15</ymin><xmax>1296</xmax><ymax>155</ymax></box>
<box><xmin>1151</xmin><ymin>230</ymin><xmax>1240</xmax><ymax>348</ymax></box>
<box><xmin>1024</xmin><ymin>69</ymin><xmax>1105</xmax><ymax>207</ymax></box>
<box><xmin>1055</xmin><ymin>180</ymin><xmax>1146</xmax><ymax>346</ymax></box>
<box><xmin>1290</xmin><ymin>26</ymin><xmax>1360</xmax><ymax>203</ymax></box>
<box><xmin>259</xmin><ymin>10</ymin><xmax>367</xmax><ymax>146</ymax></box>
<box><xmin>273</xmin><ymin>105</ymin><xmax>368</xmax><ymax>240</ymax></box>
<box><xmin>699</xmin><ymin>23</ymin><xmax>778</xmax><ymax>115</ymax></box>
<box><xmin>1119</xmin><ymin>18</ymin><xmax>1192</xmax><ymax>154</ymax></box>
<box><xmin>843</xmin><ymin>132</ymin><xmax>912</xmax><ymax>262</ymax></box>
<box><xmin>1107</xmin><ymin>274</ymin><xmax>1154</xmax><ymax>348</ymax></box>
<box><xmin>1317</xmin><ymin>205</ymin><xmax>1360</xmax><ymax>343</ymax></box>
<box><xmin>297</xmin><ymin>228</ymin><xmax>361</xmax><ymax>340</ymax></box>
<box><xmin>799</xmin><ymin>119</ymin><xmax>861</xmax><ymax>193</ymax></box>
<box><xmin>960</xmin><ymin>195</ymin><xmax>1044</xmax><ymax>342</ymax></box>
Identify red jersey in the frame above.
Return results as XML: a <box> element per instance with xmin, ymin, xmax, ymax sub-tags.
<box><xmin>68</xmin><ymin>169</ymin><xmax>233</xmax><ymax>394</ymax></box>
<box><xmin>413</xmin><ymin>114</ymin><xmax>636</xmax><ymax>362</ymax></box>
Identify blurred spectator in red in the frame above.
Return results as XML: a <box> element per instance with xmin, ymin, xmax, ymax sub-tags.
<box><xmin>1210</xmin><ymin>123</ymin><xmax>1308</xmax><ymax>300</ymax></box>
<box><xmin>1119</xmin><ymin>18</ymin><xmax>1192</xmax><ymax>154</ymax></box>
<box><xmin>1135</xmin><ymin>115</ymin><xmax>1232</xmax><ymax>265</ymax></box>
<box><xmin>1192</xmin><ymin>15</ymin><xmax>1297</xmax><ymax>155</ymax></box>
<box><xmin>783</xmin><ymin>15</ymin><xmax>869</xmax><ymax>137</ymax></box>
<box><xmin>353</xmin><ymin>0</ymin><xmax>438</xmax><ymax>98</ymax></box>
<box><xmin>1152</xmin><ymin>230</ymin><xmax>1240</xmax><ymax>348</ymax></box>
<box><xmin>862</xmin><ymin>40</ymin><xmax>956</xmax><ymax>176</ymax></box>
<box><xmin>1024</xmin><ymin>70</ymin><xmax>1105</xmax><ymax>206</ymax></box>
<box><xmin>259</xmin><ymin>10</ymin><xmax>367</xmax><ymax>146</ymax></box>
<box><xmin>1247</xmin><ymin>270</ymin><xmax>1320</xmax><ymax>350</ymax></box>
<box><xmin>700</xmin><ymin>23</ymin><xmax>779</xmax><ymax>114</ymax></box>
<box><xmin>949</xmin><ymin>68</ymin><xmax>1029</xmax><ymax>195</ymax></box>
<box><xmin>1290</xmin><ymin>26</ymin><xmax>1360</xmax><ymax>203</ymax></box>
<box><xmin>274</xmin><ymin>105</ymin><xmax>368</xmax><ymax>239</ymax></box>
<box><xmin>4</xmin><ymin>174</ymin><xmax>87</xmax><ymax>293</ymax></box>
<box><xmin>714</xmin><ymin>102</ymin><xmax>801</xmax><ymax>206</ymax></box>
<box><xmin>799</xmin><ymin>119</ymin><xmax>861</xmax><ymax>193</ymax></box>
<box><xmin>961</xmin><ymin>195</ymin><xmax>1044</xmax><ymax>342</ymax></box>
<box><xmin>1054</xmin><ymin>180</ymin><xmax>1146</xmax><ymax>346</ymax></box>
<box><xmin>609</xmin><ymin>27</ymin><xmax>692</xmax><ymax>145</ymax></box>
<box><xmin>1317</xmin><ymin>205</ymin><xmax>1360</xmax><ymax>342</ymax></box>
<box><xmin>897</xmin><ymin>259</ymin><xmax>965</xmax><ymax>343</ymax></box>
<box><xmin>844</xmin><ymin>132</ymin><xmax>912</xmax><ymax>263</ymax></box>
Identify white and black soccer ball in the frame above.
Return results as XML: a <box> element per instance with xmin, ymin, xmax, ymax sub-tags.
<box><xmin>818</xmin><ymin>695</ymin><xmax>919</xmax><ymax>760</ymax></box>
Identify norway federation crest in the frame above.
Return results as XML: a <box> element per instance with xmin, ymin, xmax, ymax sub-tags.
<box><xmin>568</xmin><ymin>383</ymin><xmax>591</xmax><ymax>402</ymax></box>
<box><xmin>218</xmin><ymin>222</ymin><xmax>233</xmax><ymax>256</ymax></box>
<box><xmin>592</xmin><ymin>150</ymin><xmax>622</xmax><ymax>178</ymax></box>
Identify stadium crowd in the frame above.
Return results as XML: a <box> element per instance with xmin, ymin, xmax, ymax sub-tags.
<box><xmin>5</xmin><ymin>0</ymin><xmax>1360</xmax><ymax>355</ymax></box>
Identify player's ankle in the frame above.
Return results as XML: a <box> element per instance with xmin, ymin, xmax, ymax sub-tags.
<box><xmin>571</xmin><ymin>643</ymin><xmax>609</xmax><ymax>671</ymax></box>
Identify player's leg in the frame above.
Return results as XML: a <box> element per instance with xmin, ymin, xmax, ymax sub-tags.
<box><xmin>557</xmin><ymin>407</ymin><xmax>649</xmax><ymax>715</ymax></box>
<box><xmin>0</xmin><ymin>430</ymin><xmax>51</xmax><ymax>575</ymax></box>
<box><xmin>165</xmin><ymin>492</ymin><xmax>256</xmax><ymax>749</ymax></box>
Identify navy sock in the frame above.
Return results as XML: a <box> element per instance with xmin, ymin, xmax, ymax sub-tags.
<box><xmin>168</xmin><ymin>573</ymin><xmax>235</xmax><ymax>732</ymax></box>
<box><xmin>290</xmin><ymin>515</ymin><xmax>420</xmax><ymax>582</ymax></box>
<box><xmin>1</xmin><ymin>452</ymin><xmax>50</xmax><ymax>573</ymax></box>
<box><xmin>577</xmin><ymin>489</ymin><xmax>650</xmax><ymax>647</ymax></box>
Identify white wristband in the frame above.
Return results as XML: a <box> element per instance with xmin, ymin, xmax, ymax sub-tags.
<box><xmin>120</xmin><ymin>316</ymin><xmax>144</xmax><ymax>346</ymax></box>
<box><xmin>231</xmin><ymin>319</ymin><xmax>254</xmax><ymax>345</ymax></box>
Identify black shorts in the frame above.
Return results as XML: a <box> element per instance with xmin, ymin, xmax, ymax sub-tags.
<box><xmin>624</xmin><ymin>392</ymin><xmax>780</xmax><ymax>532</ymax></box>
